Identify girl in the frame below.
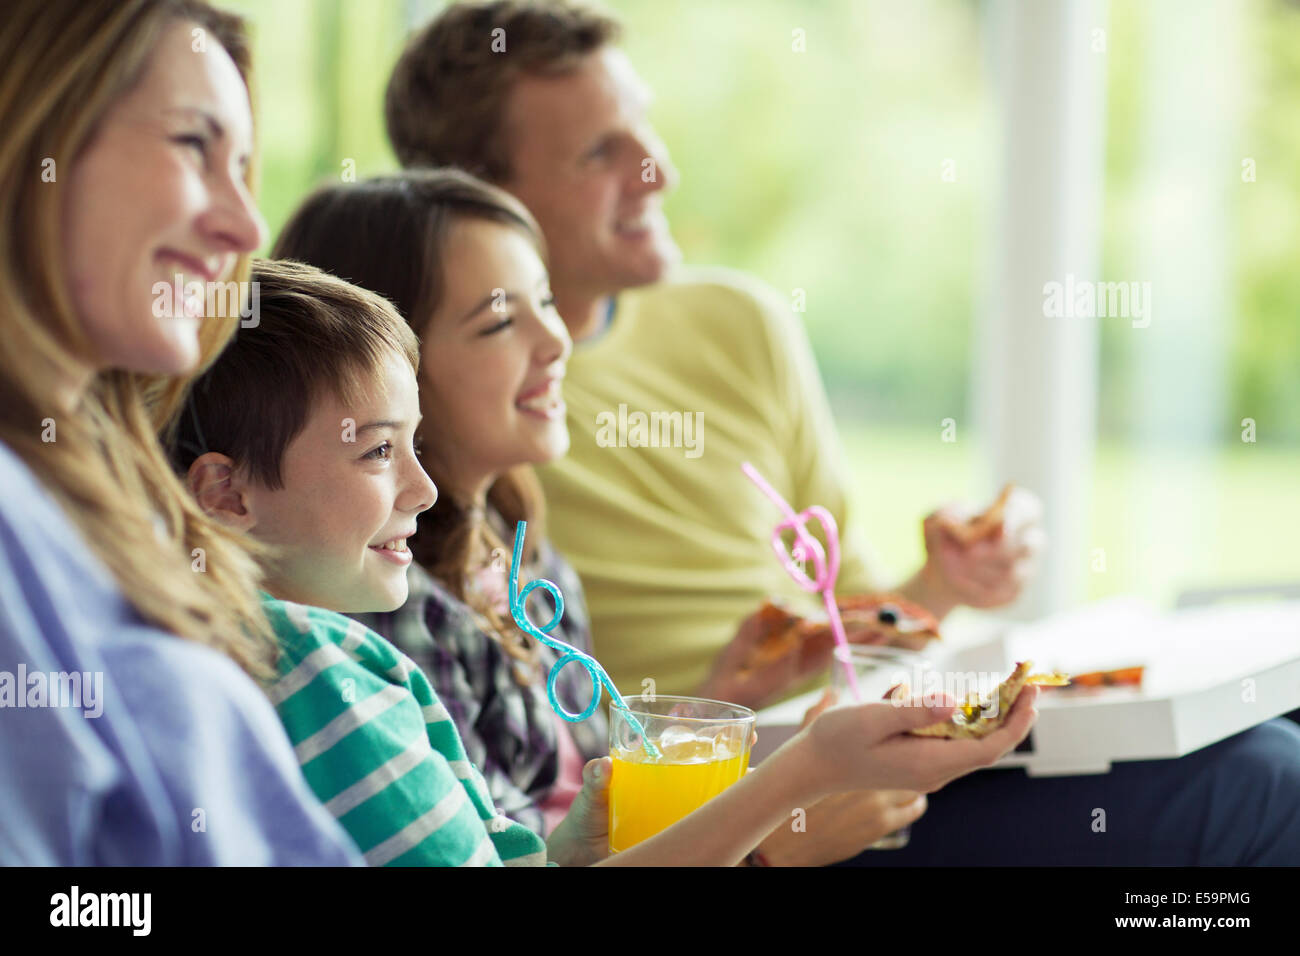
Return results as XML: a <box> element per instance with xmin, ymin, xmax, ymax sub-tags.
<box><xmin>0</xmin><ymin>0</ymin><xmax>359</xmax><ymax>864</ymax></box>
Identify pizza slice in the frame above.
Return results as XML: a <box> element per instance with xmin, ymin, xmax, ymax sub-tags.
<box><xmin>907</xmin><ymin>660</ymin><xmax>1069</xmax><ymax>739</ymax></box>
<box><xmin>739</xmin><ymin>594</ymin><xmax>943</xmax><ymax>676</ymax></box>
<box><xmin>835</xmin><ymin>594</ymin><xmax>942</xmax><ymax>649</ymax></box>
<box><xmin>1057</xmin><ymin>665</ymin><xmax>1144</xmax><ymax>690</ymax></box>
<box><xmin>740</xmin><ymin>601</ymin><xmax>807</xmax><ymax>670</ymax></box>
<box><xmin>943</xmin><ymin>483</ymin><xmax>1015</xmax><ymax>546</ymax></box>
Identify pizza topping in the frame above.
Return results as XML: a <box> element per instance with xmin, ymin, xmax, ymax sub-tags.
<box><xmin>955</xmin><ymin>699</ymin><xmax>982</xmax><ymax>724</ymax></box>
<box><xmin>1059</xmin><ymin>666</ymin><xmax>1144</xmax><ymax>689</ymax></box>
<box><xmin>838</xmin><ymin>594</ymin><xmax>942</xmax><ymax>644</ymax></box>
<box><xmin>737</xmin><ymin>594</ymin><xmax>943</xmax><ymax>676</ymax></box>
<box><xmin>1027</xmin><ymin>671</ymin><xmax>1071</xmax><ymax>687</ymax></box>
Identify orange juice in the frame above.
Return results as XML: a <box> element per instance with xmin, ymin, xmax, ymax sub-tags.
<box><xmin>608</xmin><ymin>731</ymin><xmax>750</xmax><ymax>852</ymax></box>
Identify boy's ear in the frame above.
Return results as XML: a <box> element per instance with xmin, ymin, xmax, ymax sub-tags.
<box><xmin>187</xmin><ymin>452</ymin><xmax>257</xmax><ymax>533</ymax></box>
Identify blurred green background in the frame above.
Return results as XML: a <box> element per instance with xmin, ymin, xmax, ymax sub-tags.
<box><xmin>223</xmin><ymin>0</ymin><xmax>1300</xmax><ymax>608</ymax></box>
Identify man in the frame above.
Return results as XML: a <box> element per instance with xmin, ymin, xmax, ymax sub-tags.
<box><xmin>380</xmin><ymin>0</ymin><xmax>1300</xmax><ymax>866</ymax></box>
<box><xmin>385</xmin><ymin>0</ymin><xmax>1035</xmax><ymax>710</ymax></box>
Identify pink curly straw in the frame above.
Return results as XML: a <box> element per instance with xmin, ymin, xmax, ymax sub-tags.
<box><xmin>741</xmin><ymin>462</ymin><xmax>863</xmax><ymax>702</ymax></box>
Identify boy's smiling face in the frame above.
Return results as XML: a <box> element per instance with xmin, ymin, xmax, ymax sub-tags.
<box><xmin>239</xmin><ymin>349</ymin><xmax>437</xmax><ymax>613</ymax></box>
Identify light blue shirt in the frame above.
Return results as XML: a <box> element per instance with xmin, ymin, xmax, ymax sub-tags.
<box><xmin>0</xmin><ymin>441</ymin><xmax>363</xmax><ymax>865</ymax></box>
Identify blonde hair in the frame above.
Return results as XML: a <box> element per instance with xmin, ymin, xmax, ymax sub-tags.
<box><xmin>0</xmin><ymin>0</ymin><xmax>276</xmax><ymax>680</ymax></box>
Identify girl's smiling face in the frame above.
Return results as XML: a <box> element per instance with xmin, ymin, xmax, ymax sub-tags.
<box><xmin>242</xmin><ymin>349</ymin><xmax>437</xmax><ymax>613</ymax></box>
<box><xmin>417</xmin><ymin>218</ymin><xmax>572</xmax><ymax>499</ymax></box>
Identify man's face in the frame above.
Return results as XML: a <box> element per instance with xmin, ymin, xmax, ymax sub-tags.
<box><xmin>500</xmin><ymin>47</ymin><xmax>680</xmax><ymax>312</ymax></box>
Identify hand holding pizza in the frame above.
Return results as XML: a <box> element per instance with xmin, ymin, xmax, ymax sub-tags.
<box><xmin>700</xmin><ymin>604</ymin><xmax>840</xmax><ymax>710</ymax></box>
<box><xmin>699</xmin><ymin>602</ymin><xmax>905</xmax><ymax>710</ymax></box>
<box><xmin>791</xmin><ymin>683</ymin><xmax>1040</xmax><ymax>796</ymax></box>
<box><xmin>919</xmin><ymin>484</ymin><xmax>1045</xmax><ymax>611</ymax></box>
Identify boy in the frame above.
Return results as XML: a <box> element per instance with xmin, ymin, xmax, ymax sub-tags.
<box><xmin>170</xmin><ymin>259</ymin><xmax>552</xmax><ymax>866</ymax></box>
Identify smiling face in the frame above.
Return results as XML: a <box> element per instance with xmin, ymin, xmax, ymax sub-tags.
<box><xmin>418</xmin><ymin>217</ymin><xmax>571</xmax><ymax>501</ymax></box>
<box><xmin>500</xmin><ymin>47</ymin><xmax>679</xmax><ymax>323</ymax></box>
<box><xmin>60</xmin><ymin>18</ymin><xmax>266</xmax><ymax>376</ymax></box>
<box><xmin>242</xmin><ymin>350</ymin><xmax>437</xmax><ymax>614</ymax></box>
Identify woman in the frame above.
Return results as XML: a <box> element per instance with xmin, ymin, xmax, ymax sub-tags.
<box><xmin>0</xmin><ymin>0</ymin><xmax>359</xmax><ymax>864</ymax></box>
<box><xmin>271</xmin><ymin>169</ymin><xmax>930</xmax><ymax>861</ymax></box>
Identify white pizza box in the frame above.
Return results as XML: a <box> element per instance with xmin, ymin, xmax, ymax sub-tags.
<box><xmin>752</xmin><ymin>597</ymin><xmax>1300</xmax><ymax>776</ymax></box>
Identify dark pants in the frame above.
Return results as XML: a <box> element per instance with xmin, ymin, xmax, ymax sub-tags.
<box><xmin>837</xmin><ymin>718</ymin><xmax>1300</xmax><ymax>866</ymax></box>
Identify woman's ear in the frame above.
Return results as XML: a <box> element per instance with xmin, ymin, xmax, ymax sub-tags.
<box><xmin>187</xmin><ymin>452</ymin><xmax>256</xmax><ymax>533</ymax></box>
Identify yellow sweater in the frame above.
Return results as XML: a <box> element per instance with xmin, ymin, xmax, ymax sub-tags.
<box><xmin>538</xmin><ymin>267</ymin><xmax>883</xmax><ymax>696</ymax></box>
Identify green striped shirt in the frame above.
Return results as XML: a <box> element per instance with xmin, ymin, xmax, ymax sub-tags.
<box><xmin>263</xmin><ymin>597</ymin><xmax>548</xmax><ymax>867</ymax></box>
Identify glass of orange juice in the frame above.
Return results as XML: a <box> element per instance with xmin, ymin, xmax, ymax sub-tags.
<box><xmin>607</xmin><ymin>695</ymin><xmax>756</xmax><ymax>853</ymax></box>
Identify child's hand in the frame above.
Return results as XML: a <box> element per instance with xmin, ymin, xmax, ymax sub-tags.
<box><xmin>799</xmin><ymin>688</ymin><xmax>837</xmax><ymax>729</ymax></box>
<box><xmin>756</xmin><ymin>789</ymin><xmax>927</xmax><ymax>866</ymax></box>
<box><xmin>546</xmin><ymin>757</ymin><xmax>613</xmax><ymax>867</ymax></box>
<box><xmin>795</xmin><ymin>685</ymin><xmax>1039</xmax><ymax>796</ymax></box>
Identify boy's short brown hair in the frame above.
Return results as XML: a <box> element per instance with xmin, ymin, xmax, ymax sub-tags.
<box><xmin>385</xmin><ymin>0</ymin><xmax>621</xmax><ymax>180</ymax></box>
<box><xmin>169</xmin><ymin>258</ymin><xmax>420</xmax><ymax>489</ymax></box>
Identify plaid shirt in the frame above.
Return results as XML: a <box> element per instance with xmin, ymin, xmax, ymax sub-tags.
<box><xmin>350</xmin><ymin>543</ymin><xmax>608</xmax><ymax>837</ymax></box>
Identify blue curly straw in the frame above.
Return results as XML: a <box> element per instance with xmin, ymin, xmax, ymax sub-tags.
<box><xmin>508</xmin><ymin>521</ymin><xmax>660</xmax><ymax>759</ymax></box>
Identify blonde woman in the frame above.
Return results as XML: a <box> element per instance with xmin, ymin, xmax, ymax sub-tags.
<box><xmin>0</xmin><ymin>0</ymin><xmax>359</xmax><ymax>864</ymax></box>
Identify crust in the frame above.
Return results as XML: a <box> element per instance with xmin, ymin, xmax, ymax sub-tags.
<box><xmin>946</xmin><ymin>483</ymin><xmax>1015</xmax><ymax>546</ymax></box>
<box><xmin>741</xmin><ymin>602</ymin><xmax>806</xmax><ymax>669</ymax></box>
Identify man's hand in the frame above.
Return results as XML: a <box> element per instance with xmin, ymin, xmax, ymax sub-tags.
<box><xmin>546</xmin><ymin>757</ymin><xmax>613</xmax><ymax>867</ymax></box>
<box><xmin>699</xmin><ymin>608</ymin><xmax>882</xmax><ymax>710</ymax></box>
<box><xmin>907</xmin><ymin>488</ymin><xmax>1045</xmax><ymax>616</ymax></box>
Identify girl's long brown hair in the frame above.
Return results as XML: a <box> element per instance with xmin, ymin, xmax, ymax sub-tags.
<box><xmin>0</xmin><ymin>0</ymin><xmax>276</xmax><ymax>679</ymax></box>
<box><xmin>272</xmin><ymin>169</ymin><xmax>548</xmax><ymax>680</ymax></box>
